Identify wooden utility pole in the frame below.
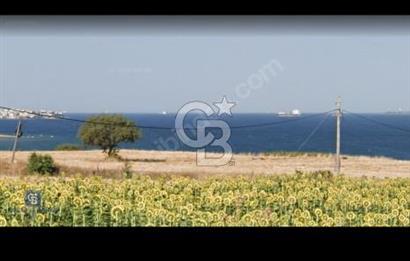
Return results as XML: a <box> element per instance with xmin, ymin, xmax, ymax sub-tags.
<box><xmin>11</xmin><ymin>120</ymin><xmax>22</xmax><ymax>163</ymax></box>
<box><xmin>335</xmin><ymin>96</ymin><xmax>342</xmax><ymax>174</ymax></box>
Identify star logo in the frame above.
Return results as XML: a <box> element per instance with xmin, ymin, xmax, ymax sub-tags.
<box><xmin>213</xmin><ymin>96</ymin><xmax>236</xmax><ymax>116</ymax></box>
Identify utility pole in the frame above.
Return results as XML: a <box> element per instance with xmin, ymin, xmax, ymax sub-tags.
<box><xmin>11</xmin><ymin>120</ymin><xmax>22</xmax><ymax>163</ymax></box>
<box><xmin>335</xmin><ymin>96</ymin><xmax>342</xmax><ymax>174</ymax></box>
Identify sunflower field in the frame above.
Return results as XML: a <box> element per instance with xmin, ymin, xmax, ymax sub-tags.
<box><xmin>0</xmin><ymin>171</ymin><xmax>409</xmax><ymax>227</ymax></box>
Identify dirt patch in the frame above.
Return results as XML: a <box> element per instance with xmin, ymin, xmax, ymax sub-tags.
<box><xmin>0</xmin><ymin>149</ymin><xmax>409</xmax><ymax>178</ymax></box>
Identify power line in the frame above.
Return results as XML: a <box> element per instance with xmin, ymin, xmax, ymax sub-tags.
<box><xmin>4</xmin><ymin>105</ymin><xmax>408</xmax><ymax>134</ymax></box>
<box><xmin>341</xmin><ymin>116</ymin><xmax>410</xmax><ymax>156</ymax></box>
<box><xmin>0</xmin><ymin>105</ymin><xmax>334</xmax><ymax>130</ymax></box>
<box><xmin>297</xmin><ymin>112</ymin><xmax>331</xmax><ymax>151</ymax></box>
<box><xmin>343</xmin><ymin>109</ymin><xmax>410</xmax><ymax>134</ymax></box>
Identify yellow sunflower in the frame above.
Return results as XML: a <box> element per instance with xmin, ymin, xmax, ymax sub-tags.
<box><xmin>10</xmin><ymin>218</ymin><xmax>20</xmax><ymax>227</ymax></box>
<box><xmin>346</xmin><ymin>212</ymin><xmax>356</xmax><ymax>221</ymax></box>
<box><xmin>110</xmin><ymin>205</ymin><xmax>125</xmax><ymax>217</ymax></box>
<box><xmin>35</xmin><ymin>213</ymin><xmax>46</xmax><ymax>224</ymax></box>
<box><xmin>0</xmin><ymin>216</ymin><xmax>7</xmax><ymax>227</ymax></box>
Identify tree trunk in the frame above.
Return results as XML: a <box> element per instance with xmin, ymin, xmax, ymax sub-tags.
<box><xmin>107</xmin><ymin>146</ymin><xmax>117</xmax><ymax>157</ymax></box>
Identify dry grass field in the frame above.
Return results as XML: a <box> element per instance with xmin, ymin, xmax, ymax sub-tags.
<box><xmin>0</xmin><ymin>149</ymin><xmax>409</xmax><ymax>178</ymax></box>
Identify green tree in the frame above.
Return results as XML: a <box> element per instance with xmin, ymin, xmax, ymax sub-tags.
<box><xmin>78</xmin><ymin>114</ymin><xmax>141</xmax><ymax>157</ymax></box>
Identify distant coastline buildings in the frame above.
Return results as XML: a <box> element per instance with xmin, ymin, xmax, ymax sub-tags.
<box><xmin>0</xmin><ymin>108</ymin><xmax>65</xmax><ymax>119</ymax></box>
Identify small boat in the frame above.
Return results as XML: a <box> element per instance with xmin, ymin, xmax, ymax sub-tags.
<box><xmin>277</xmin><ymin>109</ymin><xmax>301</xmax><ymax>117</ymax></box>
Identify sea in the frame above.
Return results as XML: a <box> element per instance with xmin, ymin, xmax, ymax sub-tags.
<box><xmin>0</xmin><ymin>113</ymin><xmax>409</xmax><ymax>160</ymax></box>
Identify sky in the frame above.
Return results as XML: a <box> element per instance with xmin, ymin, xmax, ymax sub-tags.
<box><xmin>0</xmin><ymin>16</ymin><xmax>409</xmax><ymax>113</ymax></box>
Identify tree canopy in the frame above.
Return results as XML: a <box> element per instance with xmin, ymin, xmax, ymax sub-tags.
<box><xmin>78</xmin><ymin>114</ymin><xmax>141</xmax><ymax>157</ymax></box>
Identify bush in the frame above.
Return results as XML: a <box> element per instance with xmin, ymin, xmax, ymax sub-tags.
<box><xmin>27</xmin><ymin>153</ymin><xmax>58</xmax><ymax>175</ymax></box>
<box><xmin>55</xmin><ymin>144</ymin><xmax>81</xmax><ymax>151</ymax></box>
<box><xmin>122</xmin><ymin>161</ymin><xmax>133</xmax><ymax>179</ymax></box>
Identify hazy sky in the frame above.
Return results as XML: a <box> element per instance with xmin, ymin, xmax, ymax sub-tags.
<box><xmin>1</xmin><ymin>16</ymin><xmax>409</xmax><ymax>113</ymax></box>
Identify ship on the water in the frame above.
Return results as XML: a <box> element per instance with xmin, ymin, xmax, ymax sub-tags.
<box><xmin>277</xmin><ymin>109</ymin><xmax>301</xmax><ymax>117</ymax></box>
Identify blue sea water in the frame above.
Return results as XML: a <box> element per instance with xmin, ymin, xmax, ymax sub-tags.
<box><xmin>0</xmin><ymin>113</ymin><xmax>409</xmax><ymax>160</ymax></box>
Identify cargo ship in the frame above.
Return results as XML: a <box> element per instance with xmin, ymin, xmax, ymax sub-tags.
<box><xmin>277</xmin><ymin>109</ymin><xmax>301</xmax><ymax>117</ymax></box>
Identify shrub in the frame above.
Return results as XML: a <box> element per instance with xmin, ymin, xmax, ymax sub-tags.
<box><xmin>122</xmin><ymin>161</ymin><xmax>133</xmax><ymax>179</ymax></box>
<box><xmin>27</xmin><ymin>153</ymin><xmax>58</xmax><ymax>175</ymax></box>
<box><xmin>55</xmin><ymin>144</ymin><xmax>81</xmax><ymax>151</ymax></box>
